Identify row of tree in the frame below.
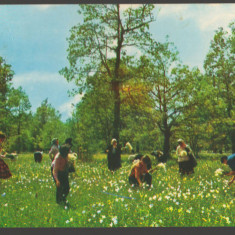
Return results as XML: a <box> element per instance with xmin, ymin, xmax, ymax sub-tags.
<box><xmin>0</xmin><ymin>5</ymin><xmax>234</xmax><ymax>160</ymax></box>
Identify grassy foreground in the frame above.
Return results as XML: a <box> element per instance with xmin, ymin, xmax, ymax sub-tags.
<box><xmin>0</xmin><ymin>153</ymin><xmax>234</xmax><ymax>227</ymax></box>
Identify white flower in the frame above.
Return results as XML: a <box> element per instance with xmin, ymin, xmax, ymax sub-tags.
<box><xmin>82</xmin><ymin>210</ymin><xmax>86</xmax><ymax>214</ymax></box>
<box><xmin>215</xmin><ymin>168</ymin><xmax>224</xmax><ymax>176</ymax></box>
<box><xmin>66</xmin><ymin>220</ymin><xmax>70</xmax><ymax>224</ymax></box>
<box><xmin>225</xmin><ymin>217</ymin><xmax>231</xmax><ymax>224</ymax></box>
<box><xmin>100</xmin><ymin>219</ymin><xmax>103</xmax><ymax>223</ymax></box>
<box><xmin>112</xmin><ymin>216</ymin><xmax>118</xmax><ymax>225</ymax></box>
<box><xmin>149</xmin><ymin>204</ymin><xmax>153</xmax><ymax>208</ymax></box>
<box><xmin>4</xmin><ymin>203</ymin><xmax>8</xmax><ymax>207</ymax></box>
<box><xmin>157</xmin><ymin>163</ymin><xmax>167</xmax><ymax>171</ymax></box>
<box><xmin>97</xmin><ymin>210</ymin><xmax>101</xmax><ymax>214</ymax></box>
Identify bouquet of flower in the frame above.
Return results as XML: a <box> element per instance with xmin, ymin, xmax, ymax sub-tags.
<box><xmin>215</xmin><ymin>168</ymin><xmax>224</xmax><ymax>177</ymax></box>
<box><xmin>68</xmin><ymin>153</ymin><xmax>77</xmax><ymax>173</ymax></box>
<box><xmin>156</xmin><ymin>163</ymin><xmax>166</xmax><ymax>172</ymax></box>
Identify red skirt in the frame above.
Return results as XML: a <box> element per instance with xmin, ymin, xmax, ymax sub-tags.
<box><xmin>0</xmin><ymin>158</ymin><xmax>12</xmax><ymax>179</ymax></box>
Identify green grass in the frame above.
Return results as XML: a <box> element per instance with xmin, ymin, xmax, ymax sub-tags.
<box><xmin>0</xmin><ymin>153</ymin><xmax>234</xmax><ymax>227</ymax></box>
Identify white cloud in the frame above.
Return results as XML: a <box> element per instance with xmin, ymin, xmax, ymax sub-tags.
<box><xmin>157</xmin><ymin>4</ymin><xmax>234</xmax><ymax>32</ymax></box>
<box><xmin>13</xmin><ymin>71</ymin><xmax>72</xmax><ymax>88</ymax></box>
<box><xmin>157</xmin><ymin>4</ymin><xmax>189</xmax><ymax>17</ymax></box>
<box><xmin>33</xmin><ymin>5</ymin><xmax>57</xmax><ymax>11</ymax></box>
<box><xmin>195</xmin><ymin>5</ymin><xmax>234</xmax><ymax>32</ymax></box>
<box><xmin>59</xmin><ymin>93</ymin><xmax>83</xmax><ymax>118</ymax></box>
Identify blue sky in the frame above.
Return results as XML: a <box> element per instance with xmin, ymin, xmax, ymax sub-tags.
<box><xmin>0</xmin><ymin>4</ymin><xmax>234</xmax><ymax>121</ymax></box>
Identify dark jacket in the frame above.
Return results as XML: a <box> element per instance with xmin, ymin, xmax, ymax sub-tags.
<box><xmin>106</xmin><ymin>144</ymin><xmax>121</xmax><ymax>171</ymax></box>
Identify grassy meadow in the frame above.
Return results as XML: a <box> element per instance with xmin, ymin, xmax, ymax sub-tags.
<box><xmin>0</xmin><ymin>152</ymin><xmax>234</xmax><ymax>227</ymax></box>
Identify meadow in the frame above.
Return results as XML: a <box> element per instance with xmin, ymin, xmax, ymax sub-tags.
<box><xmin>0</xmin><ymin>152</ymin><xmax>234</xmax><ymax>228</ymax></box>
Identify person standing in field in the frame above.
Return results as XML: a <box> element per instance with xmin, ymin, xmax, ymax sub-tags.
<box><xmin>49</xmin><ymin>138</ymin><xmax>59</xmax><ymax>161</ymax></box>
<box><xmin>0</xmin><ymin>132</ymin><xmax>12</xmax><ymax>180</ymax></box>
<box><xmin>51</xmin><ymin>144</ymin><xmax>71</xmax><ymax>206</ymax></box>
<box><xmin>106</xmin><ymin>138</ymin><xmax>121</xmax><ymax>172</ymax></box>
<box><xmin>128</xmin><ymin>155</ymin><xmax>152</xmax><ymax>188</ymax></box>
<box><xmin>221</xmin><ymin>153</ymin><xmax>235</xmax><ymax>185</ymax></box>
<box><xmin>176</xmin><ymin>139</ymin><xmax>196</xmax><ymax>175</ymax></box>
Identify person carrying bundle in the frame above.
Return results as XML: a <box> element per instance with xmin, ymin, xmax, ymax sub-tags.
<box><xmin>0</xmin><ymin>132</ymin><xmax>12</xmax><ymax>179</ymax></box>
<box><xmin>128</xmin><ymin>155</ymin><xmax>152</xmax><ymax>188</ymax></box>
<box><xmin>176</xmin><ymin>139</ymin><xmax>197</xmax><ymax>175</ymax></box>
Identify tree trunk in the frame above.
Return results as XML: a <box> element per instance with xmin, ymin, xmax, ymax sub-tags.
<box><xmin>112</xmin><ymin>81</ymin><xmax>120</xmax><ymax>141</ymax></box>
<box><xmin>163</xmin><ymin>129</ymin><xmax>171</xmax><ymax>160</ymax></box>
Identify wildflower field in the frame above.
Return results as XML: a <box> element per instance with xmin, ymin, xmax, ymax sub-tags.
<box><xmin>0</xmin><ymin>153</ymin><xmax>234</xmax><ymax>228</ymax></box>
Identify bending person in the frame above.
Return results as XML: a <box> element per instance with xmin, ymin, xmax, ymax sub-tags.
<box><xmin>221</xmin><ymin>153</ymin><xmax>235</xmax><ymax>186</ymax></box>
<box><xmin>129</xmin><ymin>155</ymin><xmax>152</xmax><ymax>188</ymax></box>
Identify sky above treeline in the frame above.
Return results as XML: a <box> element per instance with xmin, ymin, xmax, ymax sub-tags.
<box><xmin>0</xmin><ymin>4</ymin><xmax>234</xmax><ymax>121</ymax></box>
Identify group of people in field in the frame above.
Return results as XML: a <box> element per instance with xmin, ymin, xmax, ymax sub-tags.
<box><xmin>106</xmin><ymin>138</ymin><xmax>235</xmax><ymax>188</ymax></box>
<box><xmin>0</xmin><ymin>130</ymin><xmax>235</xmax><ymax>208</ymax></box>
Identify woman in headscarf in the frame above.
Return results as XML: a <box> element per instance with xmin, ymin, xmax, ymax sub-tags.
<box><xmin>176</xmin><ymin>139</ymin><xmax>196</xmax><ymax>175</ymax></box>
<box><xmin>106</xmin><ymin>138</ymin><xmax>121</xmax><ymax>172</ymax></box>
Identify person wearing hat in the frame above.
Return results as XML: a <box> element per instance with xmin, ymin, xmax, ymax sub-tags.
<box><xmin>106</xmin><ymin>138</ymin><xmax>122</xmax><ymax>172</ymax></box>
<box><xmin>0</xmin><ymin>132</ymin><xmax>12</xmax><ymax>179</ymax></box>
<box><xmin>221</xmin><ymin>153</ymin><xmax>235</xmax><ymax>185</ymax></box>
<box><xmin>176</xmin><ymin>139</ymin><xmax>195</xmax><ymax>175</ymax></box>
<box><xmin>51</xmin><ymin>144</ymin><xmax>71</xmax><ymax>206</ymax></box>
<box><xmin>49</xmin><ymin>138</ymin><xmax>59</xmax><ymax>161</ymax></box>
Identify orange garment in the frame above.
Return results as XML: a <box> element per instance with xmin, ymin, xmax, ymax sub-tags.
<box><xmin>129</xmin><ymin>160</ymin><xmax>148</xmax><ymax>182</ymax></box>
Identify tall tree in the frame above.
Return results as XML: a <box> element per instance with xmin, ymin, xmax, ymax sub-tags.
<box><xmin>0</xmin><ymin>56</ymin><xmax>14</xmax><ymax>134</ymax></box>
<box><xmin>60</xmin><ymin>4</ymin><xmax>155</xmax><ymax>142</ymax></box>
<box><xmin>204</xmin><ymin>22</ymin><xmax>235</xmax><ymax>153</ymax></box>
<box><xmin>144</xmin><ymin>41</ymin><xmax>198</xmax><ymax>158</ymax></box>
<box><xmin>7</xmin><ymin>87</ymin><xmax>31</xmax><ymax>152</ymax></box>
<box><xmin>32</xmin><ymin>99</ymin><xmax>64</xmax><ymax>150</ymax></box>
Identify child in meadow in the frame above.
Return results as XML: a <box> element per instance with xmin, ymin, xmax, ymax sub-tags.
<box><xmin>221</xmin><ymin>154</ymin><xmax>235</xmax><ymax>185</ymax></box>
<box><xmin>51</xmin><ymin>144</ymin><xmax>71</xmax><ymax>206</ymax></box>
<box><xmin>129</xmin><ymin>155</ymin><xmax>152</xmax><ymax>188</ymax></box>
<box><xmin>0</xmin><ymin>132</ymin><xmax>12</xmax><ymax>179</ymax></box>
